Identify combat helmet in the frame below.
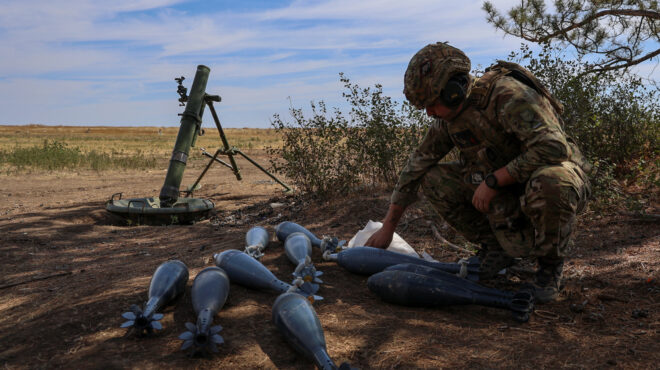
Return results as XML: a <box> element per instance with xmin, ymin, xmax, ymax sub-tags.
<box><xmin>403</xmin><ymin>42</ymin><xmax>471</xmax><ymax>109</ymax></box>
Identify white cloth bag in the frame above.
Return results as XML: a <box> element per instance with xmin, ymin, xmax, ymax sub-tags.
<box><xmin>347</xmin><ymin>220</ymin><xmax>419</xmax><ymax>257</ymax></box>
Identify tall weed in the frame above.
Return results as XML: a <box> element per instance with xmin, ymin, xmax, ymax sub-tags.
<box><xmin>0</xmin><ymin>140</ymin><xmax>157</xmax><ymax>171</ymax></box>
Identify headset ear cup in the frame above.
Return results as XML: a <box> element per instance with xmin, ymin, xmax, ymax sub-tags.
<box><xmin>441</xmin><ymin>75</ymin><xmax>467</xmax><ymax>107</ymax></box>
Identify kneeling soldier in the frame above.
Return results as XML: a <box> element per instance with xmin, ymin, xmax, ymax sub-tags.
<box><xmin>366</xmin><ymin>42</ymin><xmax>592</xmax><ymax>303</ymax></box>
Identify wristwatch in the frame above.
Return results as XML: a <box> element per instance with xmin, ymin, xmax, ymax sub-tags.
<box><xmin>484</xmin><ymin>173</ymin><xmax>498</xmax><ymax>189</ymax></box>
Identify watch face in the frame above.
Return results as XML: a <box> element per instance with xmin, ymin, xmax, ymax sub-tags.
<box><xmin>485</xmin><ymin>174</ymin><xmax>497</xmax><ymax>188</ymax></box>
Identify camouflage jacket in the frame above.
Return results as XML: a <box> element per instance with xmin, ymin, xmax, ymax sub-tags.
<box><xmin>392</xmin><ymin>75</ymin><xmax>588</xmax><ymax>207</ymax></box>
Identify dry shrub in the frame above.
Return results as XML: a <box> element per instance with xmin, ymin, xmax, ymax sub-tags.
<box><xmin>268</xmin><ymin>74</ymin><xmax>432</xmax><ymax>198</ymax></box>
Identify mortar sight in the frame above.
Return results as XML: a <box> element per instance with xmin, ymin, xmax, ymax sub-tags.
<box><xmin>175</xmin><ymin>76</ymin><xmax>188</xmax><ymax>106</ymax></box>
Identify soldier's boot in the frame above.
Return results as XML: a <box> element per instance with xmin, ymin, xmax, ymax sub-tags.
<box><xmin>477</xmin><ymin>244</ymin><xmax>515</xmax><ymax>280</ymax></box>
<box><xmin>533</xmin><ymin>256</ymin><xmax>564</xmax><ymax>303</ymax></box>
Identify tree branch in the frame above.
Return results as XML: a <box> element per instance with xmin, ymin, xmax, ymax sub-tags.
<box><xmin>581</xmin><ymin>47</ymin><xmax>660</xmax><ymax>75</ymax></box>
<box><xmin>510</xmin><ymin>9</ymin><xmax>659</xmax><ymax>42</ymax></box>
<box><xmin>429</xmin><ymin>223</ymin><xmax>472</xmax><ymax>254</ymax></box>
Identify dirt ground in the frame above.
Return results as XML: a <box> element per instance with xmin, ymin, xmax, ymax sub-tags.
<box><xmin>1</xmin><ymin>152</ymin><xmax>658</xmax><ymax>369</ymax></box>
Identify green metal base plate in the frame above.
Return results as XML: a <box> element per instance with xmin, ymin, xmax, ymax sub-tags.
<box><xmin>105</xmin><ymin>196</ymin><xmax>214</xmax><ymax>225</ymax></box>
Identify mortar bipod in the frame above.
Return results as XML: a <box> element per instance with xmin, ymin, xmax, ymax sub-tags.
<box><xmin>184</xmin><ymin>93</ymin><xmax>292</xmax><ymax>196</ymax></box>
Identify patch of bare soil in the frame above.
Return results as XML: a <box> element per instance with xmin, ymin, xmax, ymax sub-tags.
<box><xmin>1</xmin><ymin>155</ymin><xmax>658</xmax><ymax>369</ymax></box>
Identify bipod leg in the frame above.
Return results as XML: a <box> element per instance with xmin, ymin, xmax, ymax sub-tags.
<box><xmin>203</xmin><ymin>94</ymin><xmax>292</xmax><ymax>193</ymax></box>
<box><xmin>201</xmin><ymin>148</ymin><xmax>234</xmax><ymax>170</ymax></box>
<box><xmin>234</xmin><ymin>149</ymin><xmax>292</xmax><ymax>193</ymax></box>
<box><xmin>184</xmin><ymin>149</ymin><xmax>222</xmax><ymax>198</ymax></box>
<box><xmin>205</xmin><ymin>98</ymin><xmax>242</xmax><ymax>181</ymax></box>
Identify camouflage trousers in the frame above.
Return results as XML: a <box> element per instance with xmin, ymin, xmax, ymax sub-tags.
<box><xmin>421</xmin><ymin>161</ymin><xmax>590</xmax><ymax>258</ymax></box>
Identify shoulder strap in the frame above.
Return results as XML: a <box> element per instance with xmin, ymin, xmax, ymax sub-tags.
<box><xmin>468</xmin><ymin>65</ymin><xmax>505</xmax><ymax>109</ymax></box>
<box><xmin>469</xmin><ymin>61</ymin><xmax>564</xmax><ymax>114</ymax></box>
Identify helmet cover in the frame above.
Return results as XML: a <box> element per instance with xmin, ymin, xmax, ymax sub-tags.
<box><xmin>403</xmin><ymin>42</ymin><xmax>471</xmax><ymax>109</ymax></box>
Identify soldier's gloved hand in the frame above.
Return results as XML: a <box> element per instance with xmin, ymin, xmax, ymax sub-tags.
<box><xmin>472</xmin><ymin>182</ymin><xmax>498</xmax><ymax>213</ymax></box>
<box><xmin>365</xmin><ymin>226</ymin><xmax>394</xmax><ymax>249</ymax></box>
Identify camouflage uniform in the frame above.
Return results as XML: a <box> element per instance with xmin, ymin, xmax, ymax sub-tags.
<box><xmin>392</xmin><ymin>74</ymin><xmax>591</xmax><ymax>260</ymax></box>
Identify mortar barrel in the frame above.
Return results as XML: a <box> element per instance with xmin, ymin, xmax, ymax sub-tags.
<box><xmin>160</xmin><ymin>65</ymin><xmax>211</xmax><ymax>206</ymax></box>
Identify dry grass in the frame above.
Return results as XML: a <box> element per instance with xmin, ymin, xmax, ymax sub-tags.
<box><xmin>0</xmin><ymin>125</ymin><xmax>283</xmax><ymax>157</ymax></box>
<box><xmin>0</xmin><ymin>125</ymin><xmax>283</xmax><ymax>171</ymax></box>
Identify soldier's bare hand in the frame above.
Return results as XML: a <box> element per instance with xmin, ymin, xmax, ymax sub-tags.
<box><xmin>472</xmin><ymin>182</ymin><xmax>498</xmax><ymax>213</ymax></box>
<box><xmin>365</xmin><ymin>226</ymin><xmax>394</xmax><ymax>249</ymax></box>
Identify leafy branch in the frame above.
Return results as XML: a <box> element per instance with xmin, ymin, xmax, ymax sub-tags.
<box><xmin>483</xmin><ymin>0</ymin><xmax>660</xmax><ymax>75</ymax></box>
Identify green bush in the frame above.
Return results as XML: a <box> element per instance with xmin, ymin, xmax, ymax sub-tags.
<box><xmin>340</xmin><ymin>74</ymin><xmax>429</xmax><ymax>186</ymax></box>
<box><xmin>269</xmin><ymin>100</ymin><xmax>357</xmax><ymax>197</ymax></box>
<box><xmin>507</xmin><ymin>43</ymin><xmax>659</xmax><ymax>194</ymax></box>
<box><xmin>0</xmin><ymin>140</ymin><xmax>158</xmax><ymax>171</ymax></box>
<box><xmin>268</xmin><ymin>74</ymin><xmax>432</xmax><ymax>198</ymax></box>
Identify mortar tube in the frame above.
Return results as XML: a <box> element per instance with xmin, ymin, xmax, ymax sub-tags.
<box><xmin>159</xmin><ymin>65</ymin><xmax>210</xmax><ymax>207</ymax></box>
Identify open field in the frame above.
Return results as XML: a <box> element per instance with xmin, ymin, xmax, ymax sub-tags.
<box><xmin>0</xmin><ymin>125</ymin><xmax>658</xmax><ymax>369</ymax></box>
<box><xmin>0</xmin><ymin>125</ymin><xmax>283</xmax><ymax>157</ymax></box>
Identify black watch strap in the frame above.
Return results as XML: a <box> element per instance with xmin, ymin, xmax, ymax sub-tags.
<box><xmin>485</xmin><ymin>173</ymin><xmax>498</xmax><ymax>189</ymax></box>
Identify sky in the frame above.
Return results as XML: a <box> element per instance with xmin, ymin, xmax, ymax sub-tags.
<box><xmin>1</xmin><ymin>0</ymin><xmax>657</xmax><ymax>128</ymax></box>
